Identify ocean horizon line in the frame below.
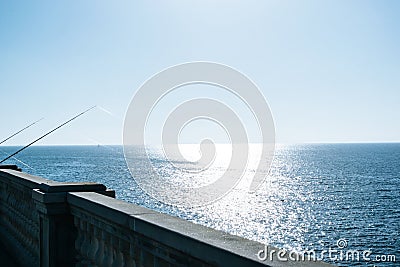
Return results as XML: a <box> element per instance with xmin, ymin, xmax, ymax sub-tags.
<box><xmin>1</xmin><ymin>141</ymin><xmax>400</xmax><ymax>147</ymax></box>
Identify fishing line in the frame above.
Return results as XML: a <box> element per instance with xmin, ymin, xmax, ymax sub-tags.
<box><xmin>0</xmin><ymin>149</ymin><xmax>34</xmax><ymax>170</ymax></box>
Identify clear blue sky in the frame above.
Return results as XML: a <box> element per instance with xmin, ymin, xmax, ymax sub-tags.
<box><xmin>1</xmin><ymin>0</ymin><xmax>399</xmax><ymax>145</ymax></box>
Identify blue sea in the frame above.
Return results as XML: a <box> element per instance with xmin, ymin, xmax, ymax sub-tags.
<box><xmin>1</xmin><ymin>143</ymin><xmax>399</xmax><ymax>266</ymax></box>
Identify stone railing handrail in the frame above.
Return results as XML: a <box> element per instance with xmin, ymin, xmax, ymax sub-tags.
<box><xmin>0</xmin><ymin>169</ymin><xmax>333</xmax><ymax>267</ymax></box>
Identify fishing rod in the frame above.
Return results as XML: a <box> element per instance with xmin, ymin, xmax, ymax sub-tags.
<box><xmin>0</xmin><ymin>106</ymin><xmax>96</xmax><ymax>164</ymax></box>
<box><xmin>0</xmin><ymin>118</ymin><xmax>44</xmax><ymax>145</ymax></box>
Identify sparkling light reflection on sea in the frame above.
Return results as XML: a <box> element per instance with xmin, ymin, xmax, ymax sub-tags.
<box><xmin>1</xmin><ymin>143</ymin><xmax>399</xmax><ymax>266</ymax></box>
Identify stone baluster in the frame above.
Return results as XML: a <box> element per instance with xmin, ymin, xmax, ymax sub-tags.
<box><xmin>102</xmin><ymin>231</ymin><xmax>114</xmax><ymax>267</ymax></box>
<box><xmin>74</xmin><ymin>216</ymin><xmax>85</xmax><ymax>265</ymax></box>
<box><xmin>86</xmin><ymin>221</ymin><xmax>94</xmax><ymax>260</ymax></box>
<box><xmin>95</xmin><ymin>228</ymin><xmax>106</xmax><ymax>266</ymax></box>
<box><xmin>89</xmin><ymin>224</ymin><xmax>100</xmax><ymax>264</ymax></box>
<box><xmin>112</xmin><ymin>236</ymin><xmax>124</xmax><ymax>267</ymax></box>
<box><xmin>80</xmin><ymin>219</ymin><xmax>90</xmax><ymax>260</ymax></box>
<box><xmin>125</xmin><ymin>236</ymin><xmax>136</xmax><ymax>267</ymax></box>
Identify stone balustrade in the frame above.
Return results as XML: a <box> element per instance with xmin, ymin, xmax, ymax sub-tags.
<box><xmin>0</xmin><ymin>169</ymin><xmax>332</xmax><ymax>267</ymax></box>
<box><xmin>0</xmin><ymin>170</ymin><xmax>40</xmax><ymax>266</ymax></box>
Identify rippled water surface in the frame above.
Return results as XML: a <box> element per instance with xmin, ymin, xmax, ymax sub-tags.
<box><xmin>1</xmin><ymin>143</ymin><xmax>399</xmax><ymax>266</ymax></box>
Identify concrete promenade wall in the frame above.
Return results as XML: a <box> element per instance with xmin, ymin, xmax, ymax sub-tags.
<box><xmin>0</xmin><ymin>169</ymin><xmax>332</xmax><ymax>267</ymax></box>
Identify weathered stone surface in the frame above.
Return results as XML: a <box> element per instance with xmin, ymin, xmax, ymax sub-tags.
<box><xmin>0</xmin><ymin>169</ymin><xmax>333</xmax><ymax>267</ymax></box>
<box><xmin>0</xmin><ymin>169</ymin><xmax>111</xmax><ymax>267</ymax></box>
<box><xmin>0</xmin><ymin>164</ymin><xmax>21</xmax><ymax>171</ymax></box>
<box><xmin>67</xmin><ymin>192</ymin><xmax>333</xmax><ymax>267</ymax></box>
